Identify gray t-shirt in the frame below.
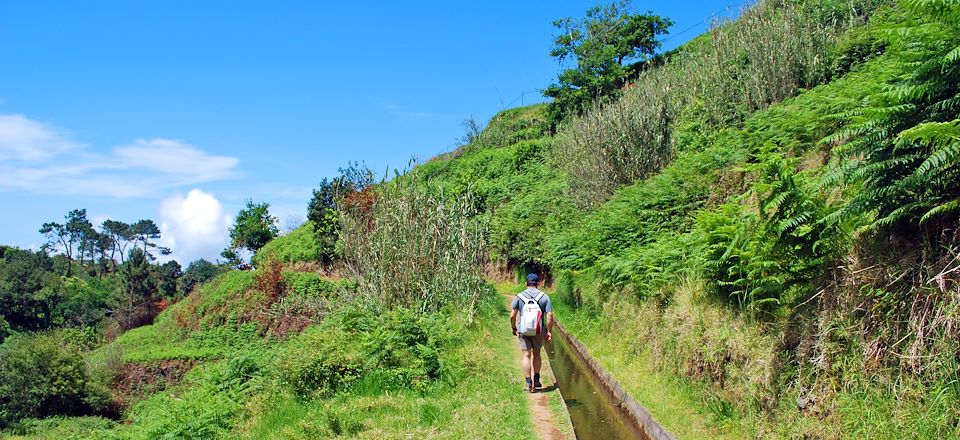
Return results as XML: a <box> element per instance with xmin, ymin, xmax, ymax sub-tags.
<box><xmin>512</xmin><ymin>287</ymin><xmax>553</xmax><ymax>331</ymax></box>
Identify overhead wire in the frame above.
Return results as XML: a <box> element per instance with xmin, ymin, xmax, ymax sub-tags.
<box><xmin>660</xmin><ymin>1</ymin><xmax>753</xmax><ymax>44</ymax></box>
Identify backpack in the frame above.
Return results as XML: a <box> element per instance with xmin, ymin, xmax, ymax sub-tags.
<box><xmin>516</xmin><ymin>291</ymin><xmax>544</xmax><ymax>337</ymax></box>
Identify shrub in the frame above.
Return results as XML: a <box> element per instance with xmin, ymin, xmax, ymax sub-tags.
<box><xmin>276</xmin><ymin>305</ymin><xmax>462</xmax><ymax>400</ymax></box>
<box><xmin>468</xmin><ymin>105</ymin><xmax>549</xmax><ymax>149</ymax></box>
<box><xmin>50</xmin><ymin>276</ymin><xmax>114</xmax><ymax>328</ymax></box>
<box><xmin>178</xmin><ymin>259</ymin><xmax>223</xmax><ymax>295</ymax></box>
<box><xmin>123</xmin><ymin>353</ymin><xmax>264</xmax><ymax>439</ymax></box>
<box><xmin>359</xmin><ymin>308</ymin><xmax>457</xmax><ymax>391</ymax></box>
<box><xmin>685</xmin><ymin>153</ymin><xmax>845</xmax><ymax>316</ymax></box>
<box><xmin>277</xmin><ymin>327</ymin><xmax>364</xmax><ymax>399</ymax></box>
<box><xmin>283</xmin><ymin>271</ymin><xmax>337</xmax><ymax>299</ymax></box>
<box><xmin>511</xmin><ymin>139</ymin><xmax>548</xmax><ymax>171</ymax></box>
<box><xmin>0</xmin><ymin>333</ymin><xmax>109</xmax><ymax>428</ymax></box>
<box><xmin>251</xmin><ymin>223</ymin><xmax>323</xmax><ymax>267</ymax></box>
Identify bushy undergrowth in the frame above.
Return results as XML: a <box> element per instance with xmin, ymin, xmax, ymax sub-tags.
<box><xmin>251</xmin><ymin>223</ymin><xmax>322</xmax><ymax>268</ymax></box>
<box><xmin>276</xmin><ymin>306</ymin><xmax>461</xmax><ymax>400</ymax></box>
<box><xmin>823</xmin><ymin>0</ymin><xmax>960</xmax><ymax>231</ymax></box>
<box><xmin>0</xmin><ymin>332</ymin><xmax>112</xmax><ymax>429</ymax></box>
<box><xmin>240</xmin><ymin>293</ymin><xmax>532</xmax><ymax>439</ymax></box>
<box><xmin>0</xmin><ymin>245</ymin><xmax>119</xmax><ymax>341</ymax></box>
<box><xmin>65</xmin><ymin>288</ymin><xmax>509</xmax><ymax>438</ymax></box>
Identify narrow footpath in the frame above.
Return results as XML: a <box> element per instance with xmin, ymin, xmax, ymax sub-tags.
<box><xmin>499</xmin><ymin>285</ymin><xmax>575</xmax><ymax>440</ymax></box>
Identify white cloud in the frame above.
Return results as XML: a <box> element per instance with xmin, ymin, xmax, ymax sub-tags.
<box><xmin>0</xmin><ymin>113</ymin><xmax>240</xmax><ymax>197</ymax></box>
<box><xmin>157</xmin><ymin>189</ymin><xmax>232</xmax><ymax>264</ymax></box>
<box><xmin>115</xmin><ymin>138</ymin><xmax>239</xmax><ymax>182</ymax></box>
<box><xmin>0</xmin><ymin>114</ymin><xmax>82</xmax><ymax>162</ymax></box>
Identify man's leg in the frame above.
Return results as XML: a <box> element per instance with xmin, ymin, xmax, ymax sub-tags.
<box><xmin>532</xmin><ymin>347</ymin><xmax>542</xmax><ymax>388</ymax></box>
<box><xmin>521</xmin><ymin>348</ymin><xmax>534</xmax><ymax>391</ymax></box>
<box><xmin>521</xmin><ymin>348</ymin><xmax>532</xmax><ymax>377</ymax></box>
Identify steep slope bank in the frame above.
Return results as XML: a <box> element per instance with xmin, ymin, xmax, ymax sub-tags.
<box><xmin>418</xmin><ymin>1</ymin><xmax>960</xmax><ymax>438</ymax></box>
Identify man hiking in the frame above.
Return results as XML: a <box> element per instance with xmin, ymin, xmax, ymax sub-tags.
<box><xmin>510</xmin><ymin>273</ymin><xmax>555</xmax><ymax>392</ymax></box>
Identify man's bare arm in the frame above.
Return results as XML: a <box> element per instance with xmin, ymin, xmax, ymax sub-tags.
<box><xmin>509</xmin><ymin>309</ymin><xmax>518</xmax><ymax>335</ymax></box>
<box><xmin>546</xmin><ymin>312</ymin><xmax>555</xmax><ymax>341</ymax></box>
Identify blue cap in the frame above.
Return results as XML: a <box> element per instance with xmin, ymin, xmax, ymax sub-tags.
<box><xmin>526</xmin><ymin>273</ymin><xmax>539</xmax><ymax>284</ymax></box>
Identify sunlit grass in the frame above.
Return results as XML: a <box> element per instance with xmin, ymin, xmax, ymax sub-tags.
<box><xmin>238</xmin><ymin>307</ymin><xmax>535</xmax><ymax>439</ymax></box>
<box><xmin>552</xmin><ymin>298</ymin><xmax>748</xmax><ymax>440</ymax></box>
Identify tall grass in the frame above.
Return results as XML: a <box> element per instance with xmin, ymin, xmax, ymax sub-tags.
<box><xmin>339</xmin><ymin>171</ymin><xmax>488</xmax><ymax>318</ymax></box>
<box><xmin>554</xmin><ymin>0</ymin><xmax>883</xmax><ymax>207</ymax></box>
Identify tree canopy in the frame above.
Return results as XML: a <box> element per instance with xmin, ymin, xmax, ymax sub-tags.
<box><xmin>543</xmin><ymin>0</ymin><xmax>672</xmax><ymax>124</ymax></box>
<box><xmin>224</xmin><ymin>200</ymin><xmax>279</xmax><ymax>266</ymax></box>
<box><xmin>115</xmin><ymin>247</ymin><xmax>158</xmax><ymax>330</ymax></box>
<box><xmin>307</xmin><ymin>162</ymin><xmax>375</xmax><ymax>266</ymax></box>
<box><xmin>179</xmin><ymin>259</ymin><xmax>222</xmax><ymax>294</ymax></box>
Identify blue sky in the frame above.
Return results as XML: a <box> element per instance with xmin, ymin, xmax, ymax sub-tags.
<box><xmin>0</xmin><ymin>0</ymin><xmax>740</xmax><ymax>263</ymax></box>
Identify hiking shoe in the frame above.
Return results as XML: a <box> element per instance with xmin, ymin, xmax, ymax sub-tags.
<box><xmin>525</xmin><ymin>378</ymin><xmax>534</xmax><ymax>392</ymax></box>
<box><xmin>533</xmin><ymin>374</ymin><xmax>542</xmax><ymax>389</ymax></box>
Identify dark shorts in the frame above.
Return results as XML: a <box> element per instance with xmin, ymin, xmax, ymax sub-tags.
<box><xmin>518</xmin><ymin>334</ymin><xmax>544</xmax><ymax>350</ymax></box>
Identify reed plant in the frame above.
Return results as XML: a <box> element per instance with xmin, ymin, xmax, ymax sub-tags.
<box><xmin>554</xmin><ymin>0</ymin><xmax>883</xmax><ymax>208</ymax></box>
<box><xmin>339</xmin><ymin>171</ymin><xmax>488</xmax><ymax>319</ymax></box>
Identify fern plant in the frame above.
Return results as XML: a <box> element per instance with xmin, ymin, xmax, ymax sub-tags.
<box><xmin>825</xmin><ymin>0</ymin><xmax>960</xmax><ymax>231</ymax></box>
<box><xmin>695</xmin><ymin>154</ymin><xmax>843</xmax><ymax>316</ymax></box>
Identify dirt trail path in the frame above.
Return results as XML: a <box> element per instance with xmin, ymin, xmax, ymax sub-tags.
<box><xmin>501</xmin><ymin>292</ymin><xmax>572</xmax><ymax>440</ymax></box>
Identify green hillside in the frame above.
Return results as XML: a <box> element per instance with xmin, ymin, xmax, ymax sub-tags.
<box><xmin>412</xmin><ymin>0</ymin><xmax>960</xmax><ymax>437</ymax></box>
<box><xmin>3</xmin><ymin>263</ymin><xmax>531</xmax><ymax>439</ymax></box>
<box><xmin>3</xmin><ymin>0</ymin><xmax>958</xmax><ymax>438</ymax></box>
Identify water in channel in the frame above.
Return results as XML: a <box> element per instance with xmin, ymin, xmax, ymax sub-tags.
<box><xmin>545</xmin><ymin>334</ymin><xmax>651</xmax><ymax>440</ymax></box>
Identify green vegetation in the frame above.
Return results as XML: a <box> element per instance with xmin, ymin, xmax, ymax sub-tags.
<box><xmin>251</xmin><ymin>223</ymin><xmax>322</xmax><ymax>268</ymax></box>
<box><xmin>222</xmin><ymin>199</ymin><xmax>279</xmax><ymax>267</ymax></box>
<box><xmin>2</xmin><ymin>208</ymin><xmax>202</xmax><ymax>345</ymax></box>
<box><xmin>824</xmin><ymin>0</ymin><xmax>960</xmax><ymax>230</ymax></box>
<box><xmin>340</xmin><ymin>170</ymin><xmax>487</xmax><ymax>314</ymax></box>
<box><xmin>0</xmin><ymin>246</ymin><xmax>110</xmax><ymax>336</ymax></box>
<box><xmin>177</xmin><ymin>258</ymin><xmax>222</xmax><ymax>296</ymax></box>
<box><xmin>5</xmin><ymin>0</ymin><xmax>958</xmax><ymax>438</ymax></box>
<box><xmin>554</xmin><ymin>0</ymin><xmax>883</xmax><ymax>207</ymax></box>
<box><xmin>409</xmin><ymin>1</ymin><xmax>960</xmax><ymax>437</ymax></box>
<box><xmin>543</xmin><ymin>0</ymin><xmax>672</xmax><ymax>124</ymax></box>
<box><xmin>416</xmin><ymin>105</ymin><xmax>576</xmax><ymax>271</ymax></box>
<box><xmin>240</xmin><ymin>302</ymin><xmax>533</xmax><ymax>439</ymax></box>
<box><xmin>3</xmin><ymin>265</ymin><xmax>529</xmax><ymax>438</ymax></box>
<box><xmin>0</xmin><ymin>332</ymin><xmax>110</xmax><ymax>429</ymax></box>
<box><xmin>114</xmin><ymin>249</ymin><xmax>159</xmax><ymax>331</ymax></box>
